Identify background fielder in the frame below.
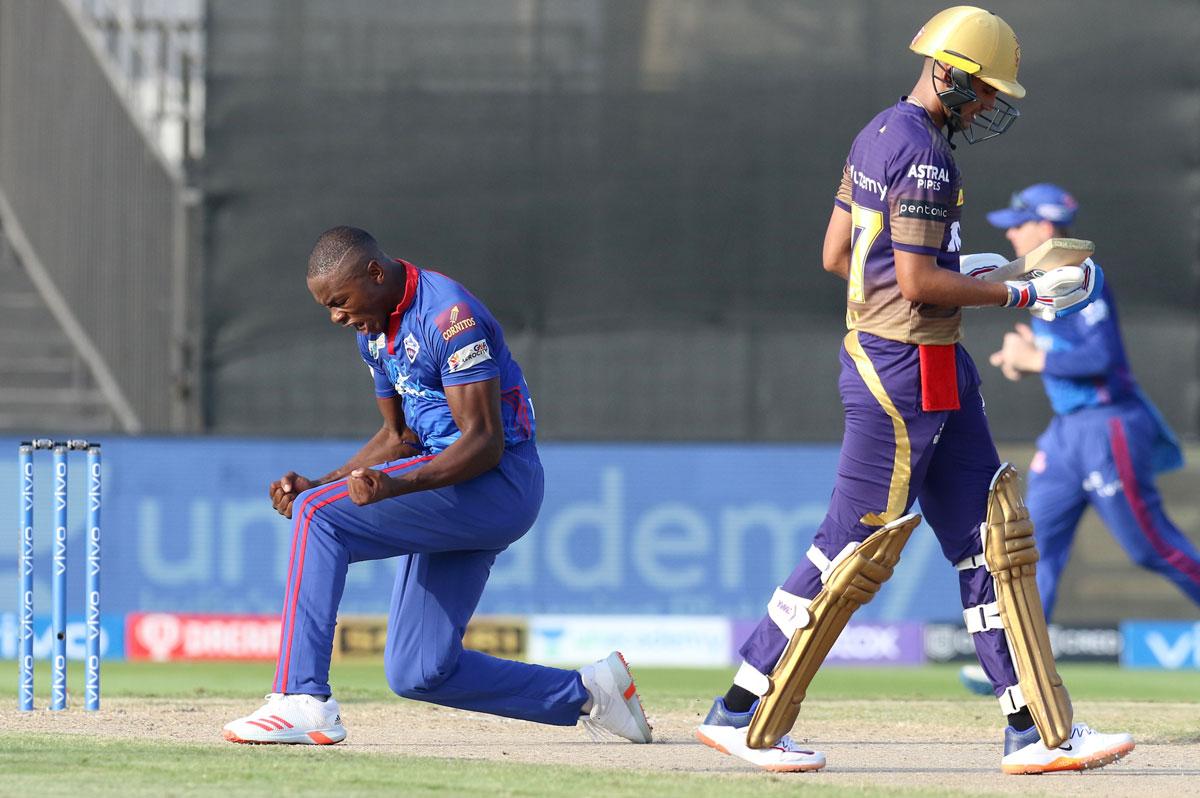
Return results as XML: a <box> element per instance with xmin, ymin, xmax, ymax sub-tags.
<box><xmin>985</xmin><ymin>184</ymin><xmax>1200</xmax><ymax>615</ymax></box>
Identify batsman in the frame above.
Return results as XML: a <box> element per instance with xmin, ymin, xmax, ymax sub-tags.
<box><xmin>695</xmin><ymin>6</ymin><xmax>1133</xmax><ymax>774</ymax></box>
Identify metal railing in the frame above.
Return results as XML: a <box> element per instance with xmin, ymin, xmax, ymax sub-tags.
<box><xmin>0</xmin><ymin>0</ymin><xmax>202</xmax><ymax>432</ymax></box>
<box><xmin>67</xmin><ymin>0</ymin><xmax>205</xmax><ymax>169</ymax></box>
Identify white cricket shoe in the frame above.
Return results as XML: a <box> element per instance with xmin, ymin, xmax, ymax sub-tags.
<box><xmin>578</xmin><ymin>651</ymin><xmax>653</xmax><ymax>743</ymax></box>
<box><xmin>696</xmin><ymin>697</ymin><xmax>826</xmax><ymax>772</ymax></box>
<box><xmin>1001</xmin><ymin>721</ymin><xmax>1133</xmax><ymax>774</ymax></box>
<box><xmin>222</xmin><ymin>693</ymin><xmax>347</xmax><ymax>745</ymax></box>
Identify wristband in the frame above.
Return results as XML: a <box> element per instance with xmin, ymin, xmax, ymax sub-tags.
<box><xmin>1004</xmin><ymin>281</ymin><xmax>1034</xmax><ymax>309</ymax></box>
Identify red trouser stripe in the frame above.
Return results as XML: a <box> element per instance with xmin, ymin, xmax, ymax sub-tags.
<box><xmin>273</xmin><ymin>479</ymin><xmax>347</xmax><ymax>692</ymax></box>
<box><xmin>275</xmin><ymin>456</ymin><xmax>437</xmax><ymax>693</ymax></box>
<box><xmin>1108</xmin><ymin>419</ymin><xmax>1200</xmax><ymax>588</ymax></box>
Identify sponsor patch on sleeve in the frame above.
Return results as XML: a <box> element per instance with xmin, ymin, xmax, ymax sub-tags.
<box><xmin>447</xmin><ymin>340</ymin><xmax>492</xmax><ymax>373</ymax></box>
<box><xmin>896</xmin><ymin>198</ymin><xmax>949</xmax><ymax>221</ymax></box>
<box><xmin>435</xmin><ymin>303</ymin><xmax>478</xmax><ymax>342</ymax></box>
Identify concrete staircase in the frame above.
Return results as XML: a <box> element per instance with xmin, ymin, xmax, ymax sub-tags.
<box><xmin>0</xmin><ymin>230</ymin><xmax>117</xmax><ymax>433</ymax></box>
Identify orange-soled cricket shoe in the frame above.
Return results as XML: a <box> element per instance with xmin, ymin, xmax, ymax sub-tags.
<box><xmin>222</xmin><ymin>693</ymin><xmax>346</xmax><ymax>745</ymax></box>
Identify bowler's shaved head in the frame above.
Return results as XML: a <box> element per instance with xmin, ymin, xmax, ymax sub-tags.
<box><xmin>307</xmin><ymin>226</ymin><xmax>382</xmax><ymax>280</ymax></box>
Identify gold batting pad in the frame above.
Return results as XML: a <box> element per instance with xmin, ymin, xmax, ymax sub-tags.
<box><xmin>746</xmin><ymin>513</ymin><xmax>921</xmax><ymax>750</ymax></box>
<box><xmin>984</xmin><ymin>464</ymin><xmax>1073</xmax><ymax>749</ymax></box>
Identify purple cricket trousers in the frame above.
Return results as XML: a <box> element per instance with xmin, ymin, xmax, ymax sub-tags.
<box><xmin>739</xmin><ymin>331</ymin><xmax>1021</xmax><ymax>700</ymax></box>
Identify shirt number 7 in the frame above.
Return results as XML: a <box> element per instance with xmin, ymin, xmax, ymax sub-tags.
<box><xmin>848</xmin><ymin>202</ymin><xmax>883</xmax><ymax>304</ymax></box>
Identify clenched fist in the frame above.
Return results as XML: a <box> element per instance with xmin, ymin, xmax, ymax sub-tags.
<box><xmin>347</xmin><ymin>467</ymin><xmax>398</xmax><ymax>506</ymax></box>
<box><xmin>269</xmin><ymin>471</ymin><xmax>316</xmax><ymax>519</ymax></box>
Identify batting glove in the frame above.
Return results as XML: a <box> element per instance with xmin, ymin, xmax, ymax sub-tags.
<box><xmin>1004</xmin><ymin>259</ymin><xmax>1103</xmax><ymax>320</ymax></box>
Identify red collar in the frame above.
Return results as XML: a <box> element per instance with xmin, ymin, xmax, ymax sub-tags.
<box><xmin>385</xmin><ymin>261</ymin><xmax>420</xmax><ymax>356</ymax></box>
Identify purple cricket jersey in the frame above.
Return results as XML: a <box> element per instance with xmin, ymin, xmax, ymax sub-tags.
<box><xmin>834</xmin><ymin>99</ymin><xmax>965</xmax><ymax>345</ymax></box>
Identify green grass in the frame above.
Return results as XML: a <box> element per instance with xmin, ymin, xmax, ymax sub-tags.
<box><xmin>2</xmin><ymin>661</ymin><xmax>1196</xmax><ymax>796</ymax></box>
<box><xmin>5</xmin><ymin>659</ymin><xmax>1198</xmax><ymax>706</ymax></box>
<box><xmin>0</xmin><ymin>734</ymin><xmax>967</xmax><ymax>798</ymax></box>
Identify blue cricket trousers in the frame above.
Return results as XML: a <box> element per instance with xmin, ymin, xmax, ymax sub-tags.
<box><xmin>1029</xmin><ymin>400</ymin><xmax>1200</xmax><ymax>617</ymax></box>
<box><xmin>272</xmin><ymin>441</ymin><xmax>588</xmax><ymax>725</ymax></box>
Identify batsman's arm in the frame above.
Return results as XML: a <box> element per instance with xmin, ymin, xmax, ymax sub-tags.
<box><xmin>895</xmin><ymin>250</ymin><xmax>1010</xmax><ymax>307</ymax></box>
<box><xmin>822</xmin><ymin>205</ymin><xmax>852</xmax><ymax>280</ymax></box>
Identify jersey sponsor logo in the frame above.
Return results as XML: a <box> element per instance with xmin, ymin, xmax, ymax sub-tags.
<box><xmin>447</xmin><ymin>340</ymin><xmax>492</xmax><ymax>373</ymax></box>
<box><xmin>436</xmin><ymin>304</ymin><xmax>478</xmax><ymax>342</ymax></box>
<box><xmin>947</xmin><ymin>220</ymin><xmax>961</xmax><ymax>253</ymax></box>
<box><xmin>849</xmin><ymin>164</ymin><xmax>888</xmax><ymax>201</ymax></box>
<box><xmin>897</xmin><ymin>198</ymin><xmax>949</xmax><ymax>221</ymax></box>
<box><xmin>403</xmin><ymin>333</ymin><xmax>420</xmax><ymax>363</ymax></box>
<box><xmin>367</xmin><ymin>333</ymin><xmax>386</xmax><ymax>359</ymax></box>
<box><xmin>906</xmin><ymin>163</ymin><xmax>950</xmax><ymax>191</ymax></box>
<box><xmin>905</xmin><ymin>163</ymin><xmax>950</xmax><ymax>182</ymax></box>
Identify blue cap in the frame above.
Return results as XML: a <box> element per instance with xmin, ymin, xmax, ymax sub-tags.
<box><xmin>986</xmin><ymin>183</ymin><xmax>1079</xmax><ymax>230</ymax></box>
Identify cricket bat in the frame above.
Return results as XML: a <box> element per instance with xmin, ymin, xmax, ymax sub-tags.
<box><xmin>978</xmin><ymin>237</ymin><xmax>1094</xmax><ymax>283</ymax></box>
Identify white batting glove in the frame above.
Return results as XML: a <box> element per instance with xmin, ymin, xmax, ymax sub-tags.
<box><xmin>1003</xmin><ymin>259</ymin><xmax>1104</xmax><ymax>321</ymax></box>
<box><xmin>959</xmin><ymin>252</ymin><xmax>1007</xmax><ymax>278</ymax></box>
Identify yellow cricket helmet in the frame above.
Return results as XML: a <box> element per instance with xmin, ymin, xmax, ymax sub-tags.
<box><xmin>910</xmin><ymin>6</ymin><xmax>1025</xmax><ymax>99</ymax></box>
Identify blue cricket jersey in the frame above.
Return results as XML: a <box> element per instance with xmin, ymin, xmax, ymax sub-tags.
<box><xmin>356</xmin><ymin>261</ymin><xmax>536</xmax><ymax>453</ymax></box>
<box><xmin>1032</xmin><ymin>277</ymin><xmax>1182</xmax><ymax>472</ymax></box>
<box><xmin>1031</xmin><ymin>279</ymin><xmax>1134</xmax><ymax>414</ymax></box>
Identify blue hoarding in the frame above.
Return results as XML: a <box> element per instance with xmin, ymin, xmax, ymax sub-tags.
<box><xmin>1</xmin><ymin>438</ymin><xmax>962</xmax><ymax>621</ymax></box>
<box><xmin>0</xmin><ymin>613</ymin><xmax>125</xmax><ymax>662</ymax></box>
<box><xmin>1121</xmin><ymin>621</ymin><xmax>1200</xmax><ymax>669</ymax></box>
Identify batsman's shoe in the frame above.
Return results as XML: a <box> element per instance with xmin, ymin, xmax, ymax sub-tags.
<box><xmin>222</xmin><ymin>693</ymin><xmax>347</xmax><ymax>745</ymax></box>
<box><xmin>1001</xmin><ymin>721</ymin><xmax>1133</xmax><ymax>774</ymax></box>
<box><xmin>578</xmin><ymin>651</ymin><xmax>653</xmax><ymax>743</ymax></box>
<box><xmin>695</xmin><ymin>697</ymin><xmax>826</xmax><ymax>773</ymax></box>
<box><xmin>959</xmin><ymin>664</ymin><xmax>994</xmax><ymax>696</ymax></box>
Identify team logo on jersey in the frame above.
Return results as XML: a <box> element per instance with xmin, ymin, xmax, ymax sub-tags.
<box><xmin>947</xmin><ymin>221</ymin><xmax>961</xmax><ymax>253</ymax></box>
<box><xmin>447</xmin><ymin>340</ymin><xmax>492</xmax><ymax>373</ymax></box>
<box><xmin>436</xmin><ymin>303</ymin><xmax>478</xmax><ymax>342</ymax></box>
<box><xmin>403</xmin><ymin>333</ymin><xmax>420</xmax><ymax>363</ymax></box>
<box><xmin>367</xmin><ymin>333</ymin><xmax>386</xmax><ymax>359</ymax></box>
